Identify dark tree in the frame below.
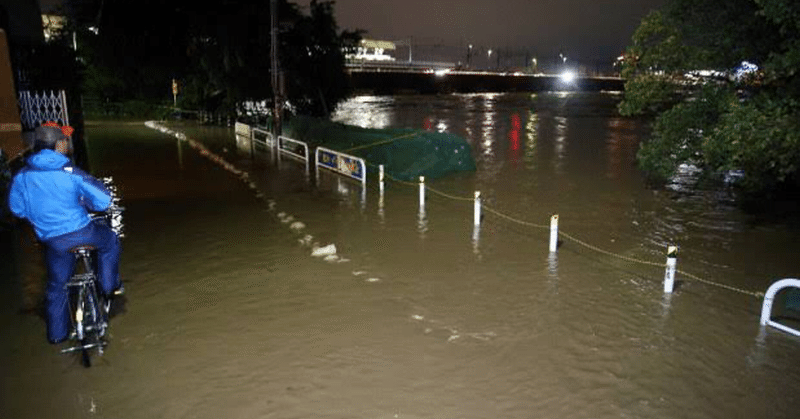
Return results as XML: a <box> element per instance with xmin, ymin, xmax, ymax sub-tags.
<box><xmin>73</xmin><ymin>0</ymin><xmax>360</xmax><ymax>118</ymax></box>
<box><xmin>620</xmin><ymin>0</ymin><xmax>800</xmax><ymax>200</ymax></box>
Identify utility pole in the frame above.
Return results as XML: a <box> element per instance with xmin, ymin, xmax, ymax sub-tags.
<box><xmin>270</xmin><ymin>0</ymin><xmax>282</xmax><ymax>140</ymax></box>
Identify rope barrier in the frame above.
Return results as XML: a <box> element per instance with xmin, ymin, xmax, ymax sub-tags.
<box><xmin>482</xmin><ymin>206</ymin><xmax>550</xmax><ymax>229</ymax></box>
<box><xmin>425</xmin><ymin>185</ymin><xmax>474</xmax><ymax>202</ymax></box>
<box><xmin>678</xmin><ymin>269</ymin><xmax>765</xmax><ymax>298</ymax></box>
<box><xmin>377</xmin><ymin>172</ymin><xmax>765</xmax><ymax>299</ymax></box>
<box><xmin>343</xmin><ymin>131</ymin><xmax>421</xmax><ymax>153</ymax></box>
<box><xmin>558</xmin><ymin>230</ymin><xmax>666</xmax><ymax>269</ymax></box>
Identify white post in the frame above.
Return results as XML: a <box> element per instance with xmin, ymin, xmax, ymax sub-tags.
<box><xmin>419</xmin><ymin>176</ymin><xmax>425</xmax><ymax>210</ymax></box>
<box><xmin>379</xmin><ymin>165</ymin><xmax>385</xmax><ymax>194</ymax></box>
<box><xmin>549</xmin><ymin>214</ymin><xmax>559</xmax><ymax>253</ymax></box>
<box><xmin>473</xmin><ymin>191</ymin><xmax>481</xmax><ymax>226</ymax></box>
<box><xmin>664</xmin><ymin>246</ymin><xmax>678</xmax><ymax>293</ymax></box>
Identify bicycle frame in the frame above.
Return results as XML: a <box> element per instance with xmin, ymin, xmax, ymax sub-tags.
<box><xmin>61</xmin><ymin>247</ymin><xmax>108</xmax><ymax>365</ymax></box>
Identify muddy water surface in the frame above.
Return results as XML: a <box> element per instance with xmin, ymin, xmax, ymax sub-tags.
<box><xmin>2</xmin><ymin>92</ymin><xmax>800</xmax><ymax>419</ymax></box>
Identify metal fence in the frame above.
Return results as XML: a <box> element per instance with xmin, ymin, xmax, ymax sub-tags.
<box><xmin>18</xmin><ymin>90</ymin><xmax>69</xmax><ymax>130</ymax></box>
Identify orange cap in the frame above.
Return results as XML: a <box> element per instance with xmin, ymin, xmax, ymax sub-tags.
<box><xmin>42</xmin><ymin>121</ymin><xmax>74</xmax><ymax>138</ymax></box>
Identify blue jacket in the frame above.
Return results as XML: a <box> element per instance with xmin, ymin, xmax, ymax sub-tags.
<box><xmin>8</xmin><ymin>149</ymin><xmax>111</xmax><ymax>240</ymax></box>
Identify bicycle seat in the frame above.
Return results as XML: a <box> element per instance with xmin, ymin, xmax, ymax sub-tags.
<box><xmin>69</xmin><ymin>245</ymin><xmax>96</xmax><ymax>255</ymax></box>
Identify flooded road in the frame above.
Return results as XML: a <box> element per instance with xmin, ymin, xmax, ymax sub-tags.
<box><xmin>2</xmin><ymin>92</ymin><xmax>800</xmax><ymax>418</ymax></box>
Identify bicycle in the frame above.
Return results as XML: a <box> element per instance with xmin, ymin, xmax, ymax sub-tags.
<box><xmin>60</xmin><ymin>245</ymin><xmax>109</xmax><ymax>367</ymax></box>
<box><xmin>59</xmin><ymin>177</ymin><xmax>124</xmax><ymax>367</ymax></box>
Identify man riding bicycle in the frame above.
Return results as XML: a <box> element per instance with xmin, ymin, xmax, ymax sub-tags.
<box><xmin>8</xmin><ymin>125</ymin><xmax>122</xmax><ymax>344</ymax></box>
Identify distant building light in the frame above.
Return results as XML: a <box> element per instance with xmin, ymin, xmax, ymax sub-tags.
<box><xmin>345</xmin><ymin>39</ymin><xmax>398</xmax><ymax>62</ymax></box>
<box><xmin>41</xmin><ymin>14</ymin><xmax>66</xmax><ymax>41</ymax></box>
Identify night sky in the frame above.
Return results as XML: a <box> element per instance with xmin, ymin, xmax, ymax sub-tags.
<box><xmin>299</xmin><ymin>0</ymin><xmax>668</xmax><ymax>64</ymax></box>
<box><xmin>39</xmin><ymin>0</ymin><xmax>669</xmax><ymax>65</ymax></box>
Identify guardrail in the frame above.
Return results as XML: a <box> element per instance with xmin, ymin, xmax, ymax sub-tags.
<box><xmin>278</xmin><ymin>135</ymin><xmax>310</xmax><ymax>175</ymax></box>
<box><xmin>251</xmin><ymin>127</ymin><xmax>275</xmax><ymax>149</ymax></box>
<box><xmin>761</xmin><ymin>278</ymin><xmax>800</xmax><ymax>337</ymax></box>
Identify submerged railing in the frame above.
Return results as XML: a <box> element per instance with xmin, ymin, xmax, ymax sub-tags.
<box><xmin>760</xmin><ymin>278</ymin><xmax>800</xmax><ymax>337</ymax></box>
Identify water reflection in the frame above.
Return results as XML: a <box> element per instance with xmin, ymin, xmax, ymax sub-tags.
<box><xmin>509</xmin><ymin>113</ymin><xmax>521</xmax><ymax>168</ymax></box>
<box><xmin>330</xmin><ymin>95</ymin><xmax>395</xmax><ymax>129</ymax></box>
<box><xmin>524</xmin><ymin>111</ymin><xmax>539</xmax><ymax>170</ymax></box>
<box><xmin>417</xmin><ymin>205</ymin><xmax>428</xmax><ymax>237</ymax></box>
<box><xmin>547</xmin><ymin>252</ymin><xmax>558</xmax><ymax>279</ymax></box>
<box><xmin>472</xmin><ymin>224</ymin><xmax>481</xmax><ymax>258</ymax></box>
<box><xmin>423</xmin><ymin>116</ymin><xmax>433</xmax><ymax>131</ymax></box>
<box><xmin>478</xmin><ymin>94</ymin><xmax>501</xmax><ymax>183</ymax></box>
<box><xmin>659</xmin><ymin>293</ymin><xmax>673</xmax><ymax>321</ymax></box>
<box><xmin>605</xmin><ymin>118</ymin><xmax>638</xmax><ymax>180</ymax></box>
<box><xmin>554</xmin><ymin>116</ymin><xmax>567</xmax><ymax>173</ymax></box>
<box><xmin>378</xmin><ymin>182</ymin><xmax>385</xmax><ymax>225</ymax></box>
<box><xmin>177</xmin><ymin>138</ymin><xmax>184</xmax><ymax>169</ymax></box>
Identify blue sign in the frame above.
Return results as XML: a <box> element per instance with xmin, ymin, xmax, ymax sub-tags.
<box><xmin>317</xmin><ymin>148</ymin><xmax>365</xmax><ymax>181</ymax></box>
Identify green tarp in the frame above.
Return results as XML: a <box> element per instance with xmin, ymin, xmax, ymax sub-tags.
<box><xmin>282</xmin><ymin>116</ymin><xmax>475</xmax><ymax>182</ymax></box>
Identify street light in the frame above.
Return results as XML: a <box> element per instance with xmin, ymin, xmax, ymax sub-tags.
<box><xmin>488</xmin><ymin>49</ymin><xmax>492</xmax><ymax>69</ymax></box>
<box><xmin>467</xmin><ymin>44</ymin><xmax>473</xmax><ymax>68</ymax></box>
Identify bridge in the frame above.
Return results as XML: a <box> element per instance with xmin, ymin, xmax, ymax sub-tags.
<box><xmin>346</xmin><ymin>65</ymin><xmax>625</xmax><ymax>95</ymax></box>
<box><xmin>347</xmin><ymin>68</ymin><xmax>625</xmax><ymax>95</ymax></box>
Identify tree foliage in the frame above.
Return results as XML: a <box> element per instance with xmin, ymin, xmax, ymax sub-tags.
<box><xmin>69</xmin><ymin>0</ymin><xmax>359</xmax><ymax>118</ymax></box>
<box><xmin>620</xmin><ymin>0</ymin><xmax>800</xmax><ymax>199</ymax></box>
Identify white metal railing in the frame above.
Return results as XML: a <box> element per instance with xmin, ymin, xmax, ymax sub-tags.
<box><xmin>251</xmin><ymin>127</ymin><xmax>274</xmax><ymax>149</ymax></box>
<box><xmin>760</xmin><ymin>278</ymin><xmax>800</xmax><ymax>337</ymax></box>
<box><xmin>315</xmin><ymin>146</ymin><xmax>366</xmax><ymax>184</ymax></box>
<box><xmin>18</xmin><ymin>90</ymin><xmax>69</xmax><ymax>130</ymax></box>
<box><xmin>278</xmin><ymin>135</ymin><xmax>309</xmax><ymax>171</ymax></box>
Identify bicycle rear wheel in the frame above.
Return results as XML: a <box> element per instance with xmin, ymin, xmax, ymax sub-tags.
<box><xmin>81</xmin><ymin>284</ymin><xmax>107</xmax><ymax>367</ymax></box>
<box><xmin>62</xmin><ymin>250</ymin><xmax>110</xmax><ymax>367</ymax></box>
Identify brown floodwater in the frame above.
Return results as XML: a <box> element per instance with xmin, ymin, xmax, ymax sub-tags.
<box><xmin>2</xmin><ymin>92</ymin><xmax>800</xmax><ymax>418</ymax></box>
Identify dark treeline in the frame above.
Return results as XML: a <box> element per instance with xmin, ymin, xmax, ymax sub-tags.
<box><xmin>620</xmin><ymin>0</ymin><xmax>800</xmax><ymax>202</ymax></box>
<box><xmin>47</xmin><ymin>0</ymin><xmax>361</xmax><ymax>118</ymax></box>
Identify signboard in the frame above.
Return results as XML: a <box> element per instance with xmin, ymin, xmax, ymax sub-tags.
<box><xmin>316</xmin><ymin>147</ymin><xmax>366</xmax><ymax>184</ymax></box>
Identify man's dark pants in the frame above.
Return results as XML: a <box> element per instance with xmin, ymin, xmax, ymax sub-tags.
<box><xmin>43</xmin><ymin>220</ymin><xmax>120</xmax><ymax>343</ymax></box>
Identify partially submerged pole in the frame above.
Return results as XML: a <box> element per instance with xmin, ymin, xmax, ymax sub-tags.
<box><xmin>419</xmin><ymin>176</ymin><xmax>425</xmax><ymax>211</ymax></box>
<box><xmin>379</xmin><ymin>165</ymin><xmax>385</xmax><ymax>194</ymax></box>
<box><xmin>474</xmin><ymin>191</ymin><xmax>481</xmax><ymax>226</ymax></box>
<box><xmin>549</xmin><ymin>214</ymin><xmax>559</xmax><ymax>253</ymax></box>
<box><xmin>664</xmin><ymin>246</ymin><xmax>678</xmax><ymax>293</ymax></box>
